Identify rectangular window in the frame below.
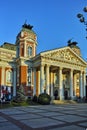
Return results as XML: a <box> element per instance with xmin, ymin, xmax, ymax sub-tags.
<box><xmin>54</xmin><ymin>73</ymin><xmax>59</xmax><ymax>87</ymax></box>
<box><xmin>28</xmin><ymin>47</ymin><xmax>32</xmax><ymax>56</ymax></box>
<box><xmin>6</xmin><ymin>71</ymin><xmax>13</xmax><ymax>83</ymax></box>
<box><xmin>17</xmin><ymin>67</ymin><xmax>19</xmax><ymax>85</ymax></box>
<box><xmin>16</xmin><ymin>46</ymin><xmax>19</xmax><ymax>58</ymax></box>
<box><xmin>27</xmin><ymin>67</ymin><xmax>32</xmax><ymax>86</ymax></box>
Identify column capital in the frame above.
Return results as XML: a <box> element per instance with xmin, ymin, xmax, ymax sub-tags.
<box><xmin>59</xmin><ymin>67</ymin><xmax>63</xmax><ymax>70</ymax></box>
<box><xmin>33</xmin><ymin>67</ymin><xmax>36</xmax><ymax>71</ymax></box>
<box><xmin>70</xmin><ymin>68</ymin><xmax>73</xmax><ymax>72</ymax></box>
<box><xmin>40</xmin><ymin>63</ymin><xmax>45</xmax><ymax>67</ymax></box>
<box><xmin>83</xmin><ymin>71</ymin><xmax>86</xmax><ymax>74</ymax></box>
<box><xmin>80</xmin><ymin>71</ymin><xmax>83</xmax><ymax>75</ymax></box>
<box><xmin>1</xmin><ymin>66</ymin><xmax>5</xmax><ymax>69</ymax></box>
<box><xmin>13</xmin><ymin>67</ymin><xmax>16</xmax><ymax>71</ymax></box>
<box><xmin>46</xmin><ymin>64</ymin><xmax>50</xmax><ymax>67</ymax></box>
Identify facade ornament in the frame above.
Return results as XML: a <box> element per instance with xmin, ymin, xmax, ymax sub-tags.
<box><xmin>44</xmin><ymin>48</ymin><xmax>82</xmax><ymax>65</ymax></box>
<box><xmin>22</xmin><ymin>23</ymin><xmax>33</xmax><ymax>30</ymax></box>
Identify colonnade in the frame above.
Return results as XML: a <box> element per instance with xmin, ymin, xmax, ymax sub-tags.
<box><xmin>33</xmin><ymin>64</ymin><xmax>86</xmax><ymax>100</ymax></box>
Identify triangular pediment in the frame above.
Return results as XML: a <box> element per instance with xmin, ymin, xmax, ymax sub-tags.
<box><xmin>40</xmin><ymin>47</ymin><xmax>87</xmax><ymax>66</ymax></box>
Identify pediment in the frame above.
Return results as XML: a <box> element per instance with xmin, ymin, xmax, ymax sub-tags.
<box><xmin>41</xmin><ymin>47</ymin><xmax>86</xmax><ymax>66</ymax></box>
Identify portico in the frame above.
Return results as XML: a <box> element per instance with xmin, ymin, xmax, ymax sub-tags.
<box><xmin>33</xmin><ymin>47</ymin><xmax>87</xmax><ymax>100</ymax></box>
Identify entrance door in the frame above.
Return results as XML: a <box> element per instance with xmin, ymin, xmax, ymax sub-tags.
<box><xmin>64</xmin><ymin>90</ymin><xmax>68</xmax><ymax>100</ymax></box>
<box><xmin>54</xmin><ymin>89</ymin><xmax>58</xmax><ymax>100</ymax></box>
<box><xmin>86</xmin><ymin>85</ymin><xmax>87</xmax><ymax>99</ymax></box>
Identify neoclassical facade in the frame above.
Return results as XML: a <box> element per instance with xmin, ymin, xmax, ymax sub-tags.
<box><xmin>0</xmin><ymin>24</ymin><xmax>87</xmax><ymax>100</ymax></box>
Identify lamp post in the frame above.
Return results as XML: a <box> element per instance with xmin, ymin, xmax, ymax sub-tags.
<box><xmin>77</xmin><ymin>6</ymin><xmax>87</xmax><ymax>39</ymax></box>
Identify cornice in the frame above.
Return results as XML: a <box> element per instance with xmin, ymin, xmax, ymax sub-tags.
<box><xmin>0</xmin><ymin>47</ymin><xmax>16</xmax><ymax>54</ymax></box>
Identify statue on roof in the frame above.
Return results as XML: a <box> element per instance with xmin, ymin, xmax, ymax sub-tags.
<box><xmin>22</xmin><ymin>21</ymin><xmax>33</xmax><ymax>30</ymax></box>
<box><xmin>67</xmin><ymin>38</ymin><xmax>78</xmax><ymax>46</ymax></box>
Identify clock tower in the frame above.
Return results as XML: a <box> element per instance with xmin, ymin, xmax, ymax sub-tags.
<box><xmin>15</xmin><ymin>24</ymin><xmax>38</xmax><ymax>96</ymax></box>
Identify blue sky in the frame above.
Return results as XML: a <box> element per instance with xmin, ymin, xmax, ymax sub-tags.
<box><xmin>0</xmin><ymin>0</ymin><xmax>87</xmax><ymax>60</ymax></box>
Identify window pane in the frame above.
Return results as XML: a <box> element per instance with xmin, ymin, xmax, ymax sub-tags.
<box><xmin>27</xmin><ymin>68</ymin><xmax>32</xmax><ymax>85</ymax></box>
<box><xmin>28</xmin><ymin>47</ymin><xmax>32</xmax><ymax>56</ymax></box>
<box><xmin>6</xmin><ymin>71</ymin><xmax>12</xmax><ymax>83</ymax></box>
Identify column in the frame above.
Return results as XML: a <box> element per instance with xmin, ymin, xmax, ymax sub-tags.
<box><xmin>33</xmin><ymin>44</ymin><xmax>35</xmax><ymax>56</ymax></box>
<box><xmin>1</xmin><ymin>67</ymin><xmax>5</xmax><ymax>86</ymax></box>
<box><xmin>59</xmin><ymin>67</ymin><xmax>64</xmax><ymax>100</ymax></box>
<box><xmin>40</xmin><ymin>64</ymin><xmax>44</xmax><ymax>93</ymax></box>
<box><xmin>70</xmin><ymin>69</ymin><xmax>73</xmax><ymax>99</ymax></box>
<box><xmin>83</xmin><ymin>71</ymin><xmax>86</xmax><ymax>97</ymax></box>
<box><xmin>13</xmin><ymin>68</ymin><xmax>16</xmax><ymax>97</ymax></box>
<box><xmin>24</xmin><ymin>41</ymin><xmax>26</xmax><ymax>57</ymax></box>
<box><xmin>33</xmin><ymin>68</ymin><xmax>36</xmax><ymax>96</ymax></box>
<box><xmin>46</xmin><ymin>65</ymin><xmax>50</xmax><ymax>95</ymax></box>
<box><xmin>50</xmin><ymin>71</ymin><xmax>53</xmax><ymax>97</ymax></box>
<box><xmin>79</xmin><ymin>71</ymin><xmax>83</xmax><ymax>98</ymax></box>
<box><xmin>38</xmin><ymin>70</ymin><xmax>40</xmax><ymax>95</ymax></box>
<box><xmin>1</xmin><ymin>67</ymin><xmax>5</xmax><ymax>98</ymax></box>
<box><xmin>73</xmin><ymin>74</ymin><xmax>77</xmax><ymax>96</ymax></box>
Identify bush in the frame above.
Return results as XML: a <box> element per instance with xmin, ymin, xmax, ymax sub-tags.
<box><xmin>12</xmin><ymin>91</ymin><xmax>26</xmax><ymax>103</ymax></box>
<box><xmin>38</xmin><ymin>93</ymin><xmax>51</xmax><ymax>105</ymax></box>
<box><xmin>32</xmin><ymin>95</ymin><xmax>38</xmax><ymax>102</ymax></box>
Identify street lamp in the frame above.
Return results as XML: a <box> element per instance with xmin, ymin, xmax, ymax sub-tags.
<box><xmin>77</xmin><ymin>6</ymin><xmax>87</xmax><ymax>39</ymax></box>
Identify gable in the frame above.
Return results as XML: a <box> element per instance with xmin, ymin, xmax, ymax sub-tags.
<box><xmin>41</xmin><ymin>47</ymin><xmax>87</xmax><ymax>66</ymax></box>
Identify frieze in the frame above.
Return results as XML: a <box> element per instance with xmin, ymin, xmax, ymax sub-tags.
<box><xmin>43</xmin><ymin>48</ymin><xmax>86</xmax><ymax>66</ymax></box>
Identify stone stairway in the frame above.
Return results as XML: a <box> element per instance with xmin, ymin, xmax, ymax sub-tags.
<box><xmin>51</xmin><ymin>100</ymin><xmax>77</xmax><ymax>104</ymax></box>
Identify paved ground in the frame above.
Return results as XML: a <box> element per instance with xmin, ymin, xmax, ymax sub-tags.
<box><xmin>0</xmin><ymin>104</ymin><xmax>87</xmax><ymax>130</ymax></box>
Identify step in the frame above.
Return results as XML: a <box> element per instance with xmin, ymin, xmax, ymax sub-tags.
<box><xmin>51</xmin><ymin>100</ymin><xmax>77</xmax><ymax>104</ymax></box>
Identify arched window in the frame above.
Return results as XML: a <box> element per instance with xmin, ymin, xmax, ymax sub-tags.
<box><xmin>28</xmin><ymin>46</ymin><xmax>32</xmax><ymax>56</ymax></box>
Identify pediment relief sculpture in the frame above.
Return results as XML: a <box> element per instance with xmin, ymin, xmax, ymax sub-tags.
<box><xmin>42</xmin><ymin>48</ymin><xmax>86</xmax><ymax>65</ymax></box>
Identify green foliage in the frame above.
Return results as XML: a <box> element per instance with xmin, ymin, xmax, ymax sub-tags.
<box><xmin>26</xmin><ymin>97</ymin><xmax>39</xmax><ymax>105</ymax></box>
<box><xmin>12</xmin><ymin>91</ymin><xmax>26</xmax><ymax>103</ymax></box>
<box><xmin>38</xmin><ymin>93</ymin><xmax>51</xmax><ymax>105</ymax></box>
<box><xmin>32</xmin><ymin>95</ymin><xmax>38</xmax><ymax>102</ymax></box>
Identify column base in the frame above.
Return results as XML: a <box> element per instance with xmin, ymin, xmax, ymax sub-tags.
<box><xmin>60</xmin><ymin>96</ymin><xmax>64</xmax><ymax>100</ymax></box>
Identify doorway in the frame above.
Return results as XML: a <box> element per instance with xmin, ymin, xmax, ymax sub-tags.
<box><xmin>64</xmin><ymin>90</ymin><xmax>68</xmax><ymax>100</ymax></box>
<box><xmin>86</xmin><ymin>85</ymin><xmax>87</xmax><ymax>99</ymax></box>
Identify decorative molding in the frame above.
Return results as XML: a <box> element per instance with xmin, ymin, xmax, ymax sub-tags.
<box><xmin>42</xmin><ymin>48</ymin><xmax>86</xmax><ymax>66</ymax></box>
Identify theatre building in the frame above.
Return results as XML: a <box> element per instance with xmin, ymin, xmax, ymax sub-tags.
<box><xmin>0</xmin><ymin>24</ymin><xmax>87</xmax><ymax>100</ymax></box>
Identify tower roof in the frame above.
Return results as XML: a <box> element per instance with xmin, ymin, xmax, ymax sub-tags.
<box><xmin>21</xmin><ymin>23</ymin><xmax>36</xmax><ymax>34</ymax></box>
<box><xmin>22</xmin><ymin>23</ymin><xmax>33</xmax><ymax>30</ymax></box>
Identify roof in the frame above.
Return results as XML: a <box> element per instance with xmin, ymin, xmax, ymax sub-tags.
<box><xmin>0</xmin><ymin>42</ymin><xmax>16</xmax><ymax>51</ymax></box>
